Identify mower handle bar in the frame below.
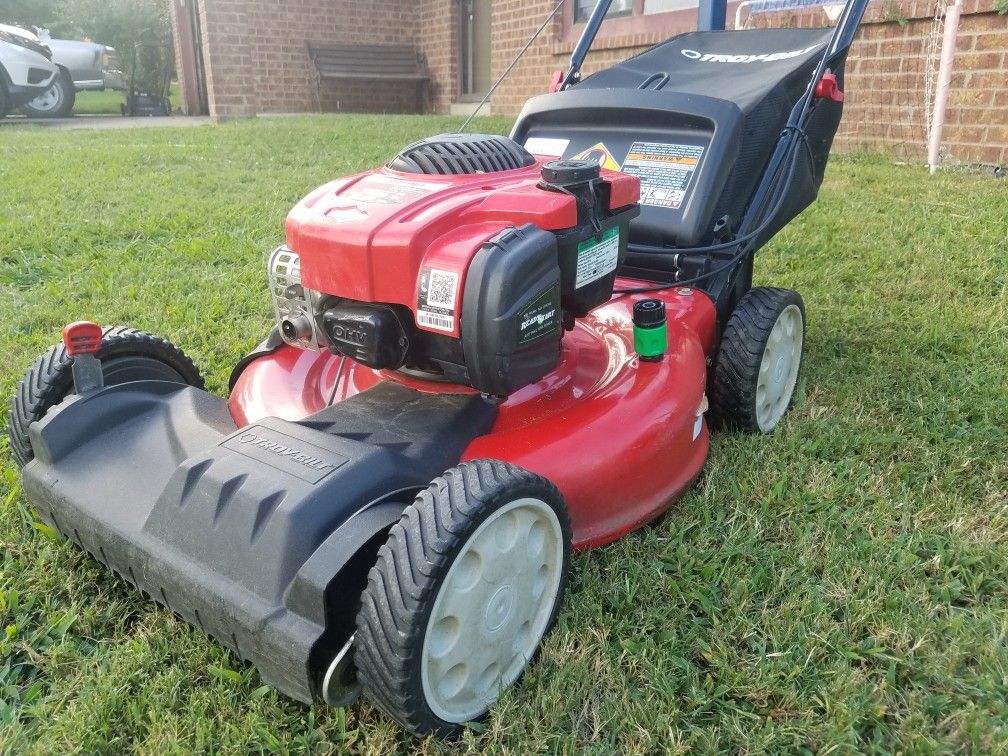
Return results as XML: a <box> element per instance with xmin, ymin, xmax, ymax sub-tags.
<box><xmin>736</xmin><ymin>0</ymin><xmax>869</xmax><ymax>243</ymax></box>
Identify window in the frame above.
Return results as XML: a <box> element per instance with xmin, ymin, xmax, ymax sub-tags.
<box><xmin>574</xmin><ymin>0</ymin><xmax>635</xmax><ymax>23</ymax></box>
<box><xmin>565</xmin><ymin>0</ymin><xmax>703</xmax><ymax>44</ymax></box>
<box><xmin>570</xmin><ymin>0</ymin><xmax>701</xmax><ymax>36</ymax></box>
<box><xmin>643</xmin><ymin>0</ymin><xmax>699</xmax><ymax>12</ymax></box>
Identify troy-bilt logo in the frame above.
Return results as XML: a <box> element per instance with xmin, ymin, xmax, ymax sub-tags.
<box><xmin>680</xmin><ymin>43</ymin><xmax>823</xmax><ymax>63</ymax></box>
<box><xmin>237</xmin><ymin>432</ymin><xmax>334</xmax><ymax>473</ymax></box>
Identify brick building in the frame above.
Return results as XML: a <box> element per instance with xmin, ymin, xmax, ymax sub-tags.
<box><xmin>170</xmin><ymin>0</ymin><xmax>1008</xmax><ymax>165</ymax></box>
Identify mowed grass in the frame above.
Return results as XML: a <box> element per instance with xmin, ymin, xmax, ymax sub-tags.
<box><xmin>72</xmin><ymin>89</ymin><xmax>126</xmax><ymax>115</ymax></box>
<box><xmin>0</xmin><ymin>115</ymin><xmax>1006</xmax><ymax>753</ymax></box>
<box><xmin>73</xmin><ymin>83</ymin><xmax>180</xmax><ymax>116</ymax></box>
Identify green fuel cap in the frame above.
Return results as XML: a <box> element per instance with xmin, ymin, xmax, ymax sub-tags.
<box><xmin>633</xmin><ymin>299</ymin><xmax>667</xmax><ymax>362</ymax></box>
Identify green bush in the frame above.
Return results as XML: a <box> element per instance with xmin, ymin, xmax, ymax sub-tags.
<box><xmin>0</xmin><ymin>0</ymin><xmax>172</xmax><ymax>95</ymax></box>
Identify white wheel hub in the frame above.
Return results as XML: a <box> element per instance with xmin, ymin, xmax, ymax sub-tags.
<box><xmin>755</xmin><ymin>303</ymin><xmax>803</xmax><ymax>432</ymax></box>
<box><xmin>29</xmin><ymin>84</ymin><xmax>61</xmax><ymax>112</ymax></box>
<box><xmin>421</xmin><ymin>497</ymin><xmax>564</xmax><ymax>723</ymax></box>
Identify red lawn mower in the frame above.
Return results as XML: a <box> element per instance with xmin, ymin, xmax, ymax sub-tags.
<box><xmin>10</xmin><ymin>0</ymin><xmax>867</xmax><ymax>738</ymax></box>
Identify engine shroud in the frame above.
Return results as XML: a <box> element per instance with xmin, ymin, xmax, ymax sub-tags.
<box><xmin>281</xmin><ymin>135</ymin><xmax>639</xmax><ymax>396</ymax></box>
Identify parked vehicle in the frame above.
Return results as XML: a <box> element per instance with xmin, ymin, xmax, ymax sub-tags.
<box><xmin>26</xmin><ymin>28</ymin><xmax>126</xmax><ymax>118</ymax></box>
<box><xmin>0</xmin><ymin>23</ymin><xmax>57</xmax><ymax>117</ymax></box>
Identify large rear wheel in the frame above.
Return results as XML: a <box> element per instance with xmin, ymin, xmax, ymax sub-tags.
<box><xmin>7</xmin><ymin>326</ymin><xmax>204</xmax><ymax>467</ymax></box>
<box><xmin>354</xmin><ymin>459</ymin><xmax>571</xmax><ymax>737</ymax></box>
<box><xmin>709</xmin><ymin>287</ymin><xmax>805</xmax><ymax>434</ymax></box>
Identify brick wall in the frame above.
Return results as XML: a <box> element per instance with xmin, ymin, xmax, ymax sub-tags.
<box><xmin>175</xmin><ymin>0</ymin><xmax>1007</xmax><ymax>164</ymax></box>
<box><xmin>745</xmin><ymin>0</ymin><xmax>1008</xmax><ymax>165</ymax></box>
<box><xmin>489</xmin><ymin>0</ymin><xmax>699</xmax><ymax>116</ymax></box>
<box><xmin>417</xmin><ymin>0</ymin><xmax>459</xmax><ymax>113</ymax></box>
<box><xmin>485</xmin><ymin>0</ymin><xmax>1006</xmax><ymax>166</ymax></box>
<box><xmin>177</xmin><ymin>0</ymin><xmax>421</xmax><ymax>119</ymax></box>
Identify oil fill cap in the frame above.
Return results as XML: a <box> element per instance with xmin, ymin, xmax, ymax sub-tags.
<box><xmin>541</xmin><ymin>159</ymin><xmax>601</xmax><ymax>186</ymax></box>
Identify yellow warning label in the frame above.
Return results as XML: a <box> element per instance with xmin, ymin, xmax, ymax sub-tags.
<box><xmin>572</xmin><ymin>142</ymin><xmax>621</xmax><ymax>171</ymax></box>
<box><xmin>624</xmin><ymin>150</ymin><xmax>699</xmax><ymax>166</ymax></box>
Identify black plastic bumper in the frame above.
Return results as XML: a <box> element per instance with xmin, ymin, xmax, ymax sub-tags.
<box><xmin>23</xmin><ymin>380</ymin><xmax>495</xmax><ymax>702</ymax></box>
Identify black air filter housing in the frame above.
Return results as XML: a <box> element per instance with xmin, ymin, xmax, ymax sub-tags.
<box><xmin>388</xmin><ymin>133</ymin><xmax>537</xmax><ymax>175</ymax></box>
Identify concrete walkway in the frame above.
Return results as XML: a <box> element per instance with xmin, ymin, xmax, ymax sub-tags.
<box><xmin>0</xmin><ymin>114</ymin><xmax>212</xmax><ymax>130</ymax></box>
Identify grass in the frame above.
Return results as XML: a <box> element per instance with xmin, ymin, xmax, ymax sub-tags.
<box><xmin>0</xmin><ymin>114</ymin><xmax>1006</xmax><ymax>753</ymax></box>
<box><xmin>70</xmin><ymin>83</ymin><xmax>179</xmax><ymax>116</ymax></box>
<box><xmin>72</xmin><ymin>89</ymin><xmax>126</xmax><ymax>115</ymax></box>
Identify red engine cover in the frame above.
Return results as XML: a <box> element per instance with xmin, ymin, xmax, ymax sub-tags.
<box><xmin>285</xmin><ymin>163</ymin><xmax>638</xmax><ymax>339</ymax></box>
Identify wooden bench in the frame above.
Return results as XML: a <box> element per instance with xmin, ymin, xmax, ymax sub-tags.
<box><xmin>307</xmin><ymin>42</ymin><xmax>429</xmax><ymax>113</ymax></box>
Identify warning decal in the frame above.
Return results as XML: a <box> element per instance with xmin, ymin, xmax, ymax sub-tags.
<box><xmin>620</xmin><ymin>142</ymin><xmax>705</xmax><ymax>210</ymax></box>
<box><xmin>575</xmin><ymin>226</ymin><xmax>621</xmax><ymax>289</ymax></box>
<box><xmin>417</xmin><ymin>267</ymin><xmax>459</xmax><ymax>332</ymax></box>
<box><xmin>572</xmin><ymin>142</ymin><xmax>622</xmax><ymax>171</ymax></box>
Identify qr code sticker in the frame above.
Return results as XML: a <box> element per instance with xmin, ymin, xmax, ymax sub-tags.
<box><xmin>426</xmin><ymin>270</ymin><xmax>458</xmax><ymax>309</ymax></box>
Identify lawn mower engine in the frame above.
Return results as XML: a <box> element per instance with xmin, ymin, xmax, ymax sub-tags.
<box><xmin>271</xmin><ymin>133</ymin><xmax>638</xmax><ymax>397</ymax></box>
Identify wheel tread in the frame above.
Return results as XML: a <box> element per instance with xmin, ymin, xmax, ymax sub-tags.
<box><xmin>708</xmin><ymin>287</ymin><xmax>805</xmax><ymax>434</ymax></box>
<box><xmin>353</xmin><ymin>459</ymin><xmax>571</xmax><ymax>737</ymax></box>
<box><xmin>7</xmin><ymin>326</ymin><xmax>204</xmax><ymax>468</ymax></box>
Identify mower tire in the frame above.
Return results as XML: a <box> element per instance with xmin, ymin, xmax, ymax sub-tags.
<box><xmin>709</xmin><ymin>287</ymin><xmax>805</xmax><ymax>434</ymax></box>
<box><xmin>354</xmin><ymin>459</ymin><xmax>571</xmax><ymax>737</ymax></box>
<box><xmin>8</xmin><ymin>326</ymin><xmax>205</xmax><ymax>468</ymax></box>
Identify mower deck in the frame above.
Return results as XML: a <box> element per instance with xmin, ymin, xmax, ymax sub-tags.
<box><xmin>233</xmin><ymin>282</ymin><xmax>716</xmax><ymax>548</ymax></box>
<box><xmin>23</xmin><ymin>380</ymin><xmax>495</xmax><ymax>702</ymax></box>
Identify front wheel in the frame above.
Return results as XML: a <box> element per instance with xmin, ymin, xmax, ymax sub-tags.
<box><xmin>709</xmin><ymin>287</ymin><xmax>806</xmax><ymax>434</ymax></box>
<box><xmin>7</xmin><ymin>326</ymin><xmax>205</xmax><ymax>467</ymax></box>
<box><xmin>21</xmin><ymin>71</ymin><xmax>75</xmax><ymax>118</ymax></box>
<box><xmin>354</xmin><ymin>460</ymin><xmax>571</xmax><ymax>737</ymax></box>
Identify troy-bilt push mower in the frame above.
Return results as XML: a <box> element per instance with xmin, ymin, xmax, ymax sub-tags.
<box><xmin>10</xmin><ymin>0</ymin><xmax>867</xmax><ymax>738</ymax></box>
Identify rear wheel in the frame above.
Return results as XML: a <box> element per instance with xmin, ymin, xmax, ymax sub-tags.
<box><xmin>0</xmin><ymin>80</ymin><xmax>9</xmax><ymax>118</ymax></box>
<box><xmin>709</xmin><ymin>287</ymin><xmax>805</xmax><ymax>434</ymax></box>
<box><xmin>21</xmin><ymin>70</ymin><xmax>75</xmax><ymax>118</ymax></box>
<box><xmin>7</xmin><ymin>326</ymin><xmax>204</xmax><ymax>467</ymax></box>
<box><xmin>354</xmin><ymin>459</ymin><xmax>571</xmax><ymax>737</ymax></box>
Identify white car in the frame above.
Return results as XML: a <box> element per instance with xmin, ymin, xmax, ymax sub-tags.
<box><xmin>30</xmin><ymin>29</ymin><xmax>126</xmax><ymax>118</ymax></box>
<box><xmin>0</xmin><ymin>23</ymin><xmax>58</xmax><ymax>117</ymax></box>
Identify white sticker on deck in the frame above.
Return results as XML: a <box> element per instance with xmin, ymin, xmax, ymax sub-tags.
<box><xmin>576</xmin><ymin>227</ymin><xmax>620</xmax><ymax>289</ymax></box>
<box><xmin>620</xmin><ymin>142</ymin><xmax>705</xmax><ymax>210</ymax></box>
<box><xmin>524</xmin><ymin>137</ymin><xmax>570</xmax><ymax>157</ymax></box>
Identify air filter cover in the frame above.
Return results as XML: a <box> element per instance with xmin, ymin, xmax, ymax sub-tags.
<box><xmin>388</xmin><ymin>133</ymin><xmax>536</xmax><ymax>175</ymax></box>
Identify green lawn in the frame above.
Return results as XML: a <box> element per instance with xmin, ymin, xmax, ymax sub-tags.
<box><xmin>72</xmin><ymin>83</ymin><xmax>179</xmax><ymax>116</ymax></box>
<box><xmin>0</xmin><ymin>115</ymin><xmax>1006</xmax><ymax>753</ymax></box>
<box><xmin>72</xmin><ymin>88</ymin><xmax>127</xmax><ymax>115</ymax></box>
